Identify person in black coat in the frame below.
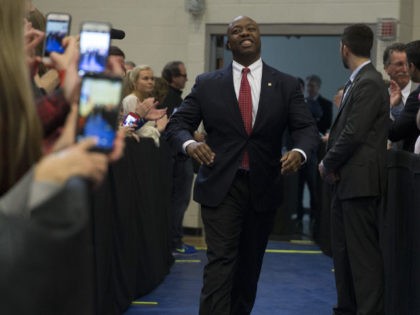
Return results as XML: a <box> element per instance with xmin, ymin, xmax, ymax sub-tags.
<box><xmin>295</xmin><ymin>75</ymin><xmax>333</xmax><ymax>233</ymax></box>
<box><xmin>319</xmin><ymin>24</ymin><xmax>389</xmax><ymax>315</ymax></box>
<box><xmin>388</xmin><ymin>40</ymin><xmax>420</xmax><ymax>152</ymax></box>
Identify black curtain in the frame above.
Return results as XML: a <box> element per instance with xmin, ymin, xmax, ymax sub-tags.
<box><xmin>92</xmin><ymin>137</ymin><xmax>174</xmax><ymax>315</ymax></box>
<box><xmin>383</xmin><ymin>150</ymin><xmax>420</xmax><ymax>315</ymax></box>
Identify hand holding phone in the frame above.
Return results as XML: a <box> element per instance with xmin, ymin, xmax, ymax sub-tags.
<box><xmin>43</xmin><ymin>12</ymin><xmax>71</xmax><ymax>64</ymax></box>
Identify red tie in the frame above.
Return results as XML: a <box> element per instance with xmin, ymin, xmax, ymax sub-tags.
<box><xmin>238</xmin><ymin>67</ymin><xmax>252</xmax><ymax>169</ymax></box>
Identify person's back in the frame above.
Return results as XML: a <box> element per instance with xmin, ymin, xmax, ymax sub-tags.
<box><xmin>320</xmin><ymin>23</ymin><xmax>388</xmax><ymax>315</ymax></box>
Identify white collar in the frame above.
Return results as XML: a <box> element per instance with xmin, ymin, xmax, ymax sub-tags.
<box><xmin>232</xmin><ymin>58</ymin><xmax>263</xmax><ymax>75</ymax></box>
<box><xmin>350</xmin><ymin>60</ymin><xmax>371</xmax><ymax>82</ymax></box>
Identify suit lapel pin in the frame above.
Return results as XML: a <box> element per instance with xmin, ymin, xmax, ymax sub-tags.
<box><xmin>268</xmin><ymin>82</ymin><xmax>272</xmax><ymax>87</ymax></box>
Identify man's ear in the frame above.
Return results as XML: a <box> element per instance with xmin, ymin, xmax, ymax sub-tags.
<box><xmin>225</xmin><ymin>40</ymin><xmax>231</xmax><ymax>51</ymax></box>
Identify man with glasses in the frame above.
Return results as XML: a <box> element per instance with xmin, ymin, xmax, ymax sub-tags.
<box><xmin>162</xmin><ymin>61</ymin><xmax>198</xmax><ymax>255</ymax></box>
<box><xmin>162</xmin><ymin>61</ymin><xmax>188</xmax><ymax>116</ymax></box>
<box><xmin>383</xmin><ymin>43</ymin><xmax>418</xmax><ymax>120</ymax></box>
<box><xmin>389</xmin><ymin>41</ymin><xmax>420</xmax><ymax>152</ymax></box>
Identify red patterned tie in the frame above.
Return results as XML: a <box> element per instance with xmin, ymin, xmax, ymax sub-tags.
<box><xmin>238</xmin><ymin>67</ymin><xmax>252</xmax><ymax>169</ymax></box>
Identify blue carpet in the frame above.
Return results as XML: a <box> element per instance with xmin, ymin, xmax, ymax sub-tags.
<box><xmin>125</xmin><ymin>241</ymin><xmax>336</xmax><ymax>315</ymax></box>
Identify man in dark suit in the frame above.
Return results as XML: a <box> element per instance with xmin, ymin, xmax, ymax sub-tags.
<box><xmin>319</xmin><ymin>24</ymin><xmax>389</xmax><ymax>315</ymax></box>
<box><xmin>161</xmin><ymin>61</ymin><xmax>197</xmax><ymax>254</ymax></box>
<box><xmin>305</xmin><ymin>74</ymin><xmax>333</xmax><ymax>136</ymax></box>
<box><xmin>165</xmin><ymin>15</ymin><xmax>319</xmax><ymax>315</ymax></box>
<box><xmin>295</xmin><ymin>74</ymin><xmax>333</xmax><ymax>233</ymax></box>
<box><xmin>388</xmin><ymin>40</ymin><xmax>420</xmax><ymax>152</ymax></box>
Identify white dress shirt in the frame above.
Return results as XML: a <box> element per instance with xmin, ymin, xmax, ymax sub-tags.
<box><xmin>232</xmin><ymin>58</ymin><xmax>263</xmax><ymax>127</ymax></box>
<box><xmin>401</xmin><ymin>80</ymin><xmax>412</xmax><ymax>105</ymax></box>
<box><xmin>414</xmin><ymin>136</ymin><xmax>420</xmax><ymax>154</ymax></box>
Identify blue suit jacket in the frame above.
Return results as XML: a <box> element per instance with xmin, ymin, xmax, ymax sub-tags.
<box><xmin>165</xmin><ymin>63</ymin><xmax>319</xmax><ymax>212</ymax></box>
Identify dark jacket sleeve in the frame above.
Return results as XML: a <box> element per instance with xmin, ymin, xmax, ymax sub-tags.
<box><xmin>323</xmin><ymin>77</ymin><xmax>387</xmax><ymax>172</ymax></box>
<box><xmin>388</xmin><ymin>88</ymin><xmax>420</xmax><ymax>148</ymax></box>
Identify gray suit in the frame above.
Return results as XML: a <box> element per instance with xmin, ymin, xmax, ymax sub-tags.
<box><xmin>323</xmin><ymin>63</ymin><xmax>389</xmax><ymax>315</ymax></box>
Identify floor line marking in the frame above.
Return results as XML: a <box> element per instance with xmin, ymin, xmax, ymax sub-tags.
<box><xmin>193</xmin><ymin>247</ymin><xmax>321</xmax><ymax>254</ymax></box>
<box><xmin>290</xmin><ymin>240</ymin><xmax>315</xmax><ymax>245</ymax></box>
<box><xmin>175</xmin><ymin>259</ymin><xmax>201</xmax><ymax>263</ymax></box>
<box><xmin>266</xmin><ymin>249</ymin><xmax>322</xmax><ymax>254</ymax></box>
<box><xmin>132</xmin><ymin>301</ymin><xmax>158</xmax><ymax>305</ymax></box>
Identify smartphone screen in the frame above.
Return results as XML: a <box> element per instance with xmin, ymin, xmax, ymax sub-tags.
<box><xmin>123</xmin><ymin>112</ymin><xmax>140</xmax><ymax>127</ymax></box>
<box><xmin>78</xmin><ymin>22</ymin><xmax>111</xmax><ymax>75</ymax></box>
<box><xmin>77</xmin><ymin>75</ymin><xmax>122</xmax><ymax>152</ymax></box>
<box><xmin>43</xmin><ymin>13</ymin><xmax>71</xmax><ymax>57</ymax></box>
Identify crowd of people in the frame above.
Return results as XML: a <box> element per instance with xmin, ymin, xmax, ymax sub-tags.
<box><xmin>1</xmin><ymin>0</ymin><xmax>420</xmax><ymax>314</ymax></box>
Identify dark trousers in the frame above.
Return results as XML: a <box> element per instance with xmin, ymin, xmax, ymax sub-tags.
<box><xmin>331</xmin><ymin>194</ymin><xmax>384</xmax><ymax>315</ymax></box>
<box><xmin>170</xmin><ymin>157</ymin><xmax>194</xmax><ymax>249</ymax></box>
<box><xmin>200</xmin><ymin>172</ymin><xmax>276</xmax><ymax>315</ymax></box>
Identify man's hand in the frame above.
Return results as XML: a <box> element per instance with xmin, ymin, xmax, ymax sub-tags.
<box><xmin>318</xmin><ymin>161</ymin><xmax>339</xmax><ymax>184</ymax></box>
<box><xmin>280</xmin><ymin>151</ymin><xmax>302</xmax><ymax>175</ymax></box>
<box><xmin>389</xmin><ymin>80</ymin><xmax>402</xmax><ymax>108</ymax></box>
<box><xmin>186</xmin><ymin>142</ymin><xmax>215</xmax><ymax>166</ymax></box>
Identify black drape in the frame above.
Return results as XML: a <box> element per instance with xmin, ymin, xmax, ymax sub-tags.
<box><xmin>383</xmin><ymin>150</ymin><xmax>420</xmax><ymax>315</ymax></box>
<box><xmin>273</xmin><ymin>148</ymin><xmax>420</xmax><ymax>314</ymax></box>
<box><xmin>92</xmin><ymin>137</ymin><xmax>174</xmax><ymax>315</ymax></box>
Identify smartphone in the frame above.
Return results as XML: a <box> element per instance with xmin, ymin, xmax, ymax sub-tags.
<box><xmin>123</xmin><ymin>112</ymin><xmax>141</xmax><ymax>128</ymax></box>
<box><xmin>43</xmin><ymin>13</ymin><xmax>71</xmax><ymax>63</ymax></box>
<box><xmin>76</xmin><ymin>74</ymin><xmax>123</xmax><ymax>152</ymax></box>
<box><xmin>78</xmin><ymin>22</ymin><xmax>111</xmax><ymax>75</ymax></box>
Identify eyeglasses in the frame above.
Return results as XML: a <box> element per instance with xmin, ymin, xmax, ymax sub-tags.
<box><xmin>387</xmin><ymin>61</ymin><xmax>408</xmax><ymax>68</ymax></box>
<box><xmin>178</xmin><ymin>74</ymin><xmax>187</xmax><ymax>78</ymax></box>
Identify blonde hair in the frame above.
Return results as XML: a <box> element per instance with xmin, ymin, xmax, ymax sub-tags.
<box><xmin>0</xmin><ymin>0</ymin><xmax>42</xmax><ymax>194</ymax></box>
<box><xmin>124</xmin><ymin>65</ymin><xmax>154</xmax><ymax>100</ymax></box>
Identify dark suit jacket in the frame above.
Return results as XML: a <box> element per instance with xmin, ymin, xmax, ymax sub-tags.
<box><xmin>165</xmin><ymin>62</ymin><xmax>319</xmax><ymax>212</ymax></box>
<box><xmin>323</xmin><ymin>63</ymin><xmax>389</xmax><ymax>200</ymax></box>
<box><xmin>317</xmin><ymin>95</ymin><xmax>333</xmax><ymax>135</ymax></box>
<box><xmin>388</xmin><ymin>85</ymin><xmax>420</xmax><ymax>152</ymax></box>
<box><xmin>160</xmin><ymin>86</ymin><xmax>183</xmax><ymax>116</ymax></box>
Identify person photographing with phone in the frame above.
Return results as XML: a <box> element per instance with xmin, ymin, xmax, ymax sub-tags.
<box><xmin>1</xmin><ymin>1</ymin><xmax>126</xmax><ymax>216</ymax></box>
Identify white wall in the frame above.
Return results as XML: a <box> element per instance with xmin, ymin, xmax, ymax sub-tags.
<box><xmin>35</xmin><ymin>0</ymin><xmax>402</xmax><ymax>94</ymax></box>
<box><xmin>400</xmin><ymin>0</ymin><xmax>420</xmax><ymax>42</ymax></box>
